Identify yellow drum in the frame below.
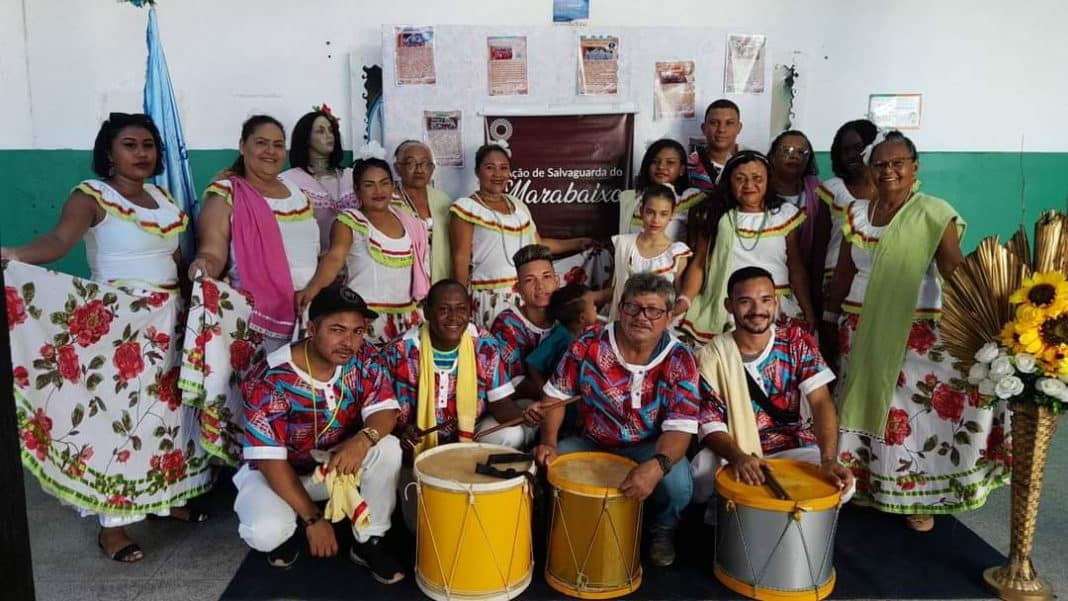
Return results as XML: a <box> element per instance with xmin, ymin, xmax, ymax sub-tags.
<box><xmin>546</xmin><ymin>452</ymin><xmax>643</xmax><ymax>599</ymax></box>
<box><xmin>714</xmin><ymin>458</ymin><xmax>843</xmax><ymax>601</ymax></box>
<box><xmin>414</xmin><ymin>443</ymin><xmax>535</xmax><ymax>601</ymax></box>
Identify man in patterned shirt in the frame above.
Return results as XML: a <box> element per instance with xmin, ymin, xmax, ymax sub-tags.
<box><xmin>531</xmin><ymin>273</ymin><xmax>700</xmax><ymax>568</ymax></box>
<box><xmin>491</xmin><ymin>244</ymin><xmax>559</xmax><ymax>400</ymax></box>
<box><xmin>234</xmin><ymin>288</ymin><xmax>405</xmax><ymax>583</ymax></box>
<box><xmin>382</xmin><ymin>279</ymin><xmax>531</xmax><ymax>452</ymax></box>
<box><xmin>691</xmin><ymin>266</ymin><xmax>853</xmax><ymax>506</ymax></box>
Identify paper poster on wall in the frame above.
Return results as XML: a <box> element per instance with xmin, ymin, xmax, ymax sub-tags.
<box><xmin>868</xmin><ymin>94</ymin><xmax>923</xmax><ymax>130</ymax></box>
<box><xmin>553</xmin><ymin>0</ymin><xmax>590</xmax><ymax>24</ymax></box>
<box><xmin>487</xmin><ymin>36</ymin><xmax>529</xmax><ymax>96</ymax></box>
<box><xmin>654</xmin><ymin>61</ymin><xmax>696</xmax><ymax>120</ymax></box>
<box><xmin>578</xmin><ymin>36</ymin><xmax>619</xmax><ymax>95</ymax></box>
<box><xmin>423</xmin><ymin>111</ymin><xmax>464</xmax><ymax>167</ymax></box>
<box><xmin>724</xmin><ymin>34</ymin><xmax>766</xmax><ymax>94</ymax></box>
<box><xmin>394</xmin><ymin>27</ymin><xmax>436</xmax><ymax>85</ymax></box>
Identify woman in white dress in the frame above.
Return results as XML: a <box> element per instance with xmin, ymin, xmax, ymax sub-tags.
<box><xmin>297</xmin><ymin>150</ymin><xmax>429</xmax><ymax>346</ymax></box>
<box><xmin>618</xmin><ymin>138</ymin><xmax>706</xmax><ymax>243</ymax></box>
<box><xmin>2</xmin><ymin>114</ymin><xmax>207</xmax><ymax>563</ymax></box>
<box><xmin>450</xmin><ymin>141</ymin><xmax>593</xmax><ymax>328</ymax></box>
<box><xmin>677</xmin><ymin>151</ymin><xmax>817</xmax><ymax>346</ymax></box>
<box><xmin>603</xmin><ymin>184</ymin><xmax>692</xmax><ymax>320</ymax></box>
<box><xmin>816</xmin><ymin>119</ymin><xmax>878</xmax><ymax>363</ymax></box>
<box><xmin>190</xmin><ymin>115</ymin><xmax>320</xmax><ymax>351</ymax></box>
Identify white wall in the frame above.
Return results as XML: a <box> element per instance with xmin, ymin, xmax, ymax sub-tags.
<box><xmin>2</xmin><ymin>0</ymin><xmax>1065</xmax><ymax>152</ymax></box>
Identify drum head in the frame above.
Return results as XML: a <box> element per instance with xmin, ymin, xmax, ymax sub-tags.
<box><xmin>415</xmin><ymin>442</ymin><xmax>533</xmax><ymax>488</ymax></box>
<box><xmin>715</xmin><ymin>458</ymin><xmax>841</xmax><ymax>511</ymax></box>
<box><xmin>548</xmin><ymin>452</ymin><xmax>636</xmax><ymax>495</ymax></box>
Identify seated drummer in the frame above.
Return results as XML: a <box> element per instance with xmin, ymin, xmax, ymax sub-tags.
<box><xmin>690</xmin><ymin>266</ymin><xmax>854</xmax><ymax>506</ymax></box>
<box><xmin>381</xmin><ymin>279</ymin><xmax>535</xmax><ymax>452</ymax></box>
<box><xmin>491</xmin><ymin>244</ymin><xmax>560</xmax><ymax>399</ymax></box>
<box><xmin>234</xmin><ymin>288</ymin><xmax>405</xmax><ymax>584</ymax></box>
<box><xmin>531</xmin><ymin>273</ymin><xmax>700</xmax><ymax>568</ymax></box>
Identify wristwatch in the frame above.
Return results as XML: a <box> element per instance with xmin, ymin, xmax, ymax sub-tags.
<box><xmin>652</xmin><ymin>453</ymin><xmax>673</xmax><ymax>475</ymax></box>
<box><xmin>360</xmin><ymin>427</ymin><xmax>381</xmax><ymax>445</ymax></box>
<box><xmin>301</xmin><ymin>511</ymin><xmax>323</xmax><ymax>527</ymax></box>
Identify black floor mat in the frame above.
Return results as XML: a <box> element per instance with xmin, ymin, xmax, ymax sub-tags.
<box><xmin>220</xmin><ymin>496</ymin><xmax>1005</xmax><ymax>600</ymax></box>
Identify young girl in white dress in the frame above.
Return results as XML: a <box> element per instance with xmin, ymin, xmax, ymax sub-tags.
<box><xmin>617</xmin><ymin>138</ymin><xmax>706</xmax><ymax>243</ymax></box>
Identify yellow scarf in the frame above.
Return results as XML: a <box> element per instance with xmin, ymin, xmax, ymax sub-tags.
<box><xmin>416</xmin><ymin>325</ymin><xmax>478</xmax><ymax>455</ymax></box>
<box><xmin>697</xmin><ymin>333</ymin><xmax>763</xmax><ymax>457</ymax></box>
<box><xmin>311</xmin><ymin>466</ymin><xmax>370</xmax><ymax>529</ymax></box>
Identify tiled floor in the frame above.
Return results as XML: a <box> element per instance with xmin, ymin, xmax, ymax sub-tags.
<box><xmin>25</xmin><ymin>425</ymin><xmax>1068</xmax><ymax>601</ymax></box>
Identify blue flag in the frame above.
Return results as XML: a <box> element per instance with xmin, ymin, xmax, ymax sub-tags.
<box><xmin>143</xmin><ymin>7</ymin><xmax>196</xmax><ymax>261</ymax></box>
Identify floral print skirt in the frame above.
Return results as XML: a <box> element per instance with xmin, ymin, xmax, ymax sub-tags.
<box><xmin>471</xmin><ymin>286</ymin><xmax>520</xmax><ymax>331</ymax></box>
<box><xmin>366</xmin><ymin>302</ymin><xmax>423</xmax><ymax>347</ymax></box>
<box><xmin>7</xmin><ymin>261</ymin><xmax>212</xmax><ymax>517</ymax></box>
<box><xmin>836</xmin><ymin>314</ymin><xmax>1011</xmax><ymax>514</ymax></box>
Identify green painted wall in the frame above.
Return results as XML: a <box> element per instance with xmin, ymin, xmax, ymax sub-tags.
<box><xmin>2</xmin><ymin>149</ymin><xmax>1066</xmax><ymax>278</ymax></box>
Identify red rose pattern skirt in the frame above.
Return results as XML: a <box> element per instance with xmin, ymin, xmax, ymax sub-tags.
<box><xmin>836</xmin><ymin>314</ymin><xmax>1012</xmax><ymax>514</ymax></box>
<box><xmin>366</xmin><ymin>301</ymin><xmax>423</xmax><ymax>347</ymax></box>
<box><xmin>178</xmin><ymin>277</ymin><xmax>268</xmax><ymax>466</ymax></box>
<box><xmin>6</xmin><ymin>261</ymin><xmax>212</xmax><ymax>517</ymax></box>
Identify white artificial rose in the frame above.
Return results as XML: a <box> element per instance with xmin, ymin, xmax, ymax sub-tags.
<box><xmin>989</xmin><ymin>356</ymin><xmax>1015</xmax><ymax>381</ymax></box>
<box><xmin>967</xmin><ymin>363</ymin><xmax>989</xmax><ymax>385</ymax></box>
<box><xmin>1015</xmin><ymin>353</ymin><xmax>1038</xmax><ymax>374</ymax></box>
<box><xmin>978</xmin><ymin>379</ymin><xmax>997</xmax><ymax>397</ymax></box>
<box><xmin>974</xmin><ymin>342</ymin><xmax>1000</xmax><ymax>364</ymax></box>
<box><xmin>1036</xmin><ymin>377</ymin><xmax>1068</xmax><ymax>399</ymax></box>
<box><xmin>995</xmin><ymin>375</ymin><xmax>1025</xmax><ymax>400</ymax></box>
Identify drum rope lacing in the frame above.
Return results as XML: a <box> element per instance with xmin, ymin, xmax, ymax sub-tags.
<box><xmin>719</xmin><ymin>501</ymin><xmax>842</xmax><ymax>600</ymax></box>
<box><xmin>418</xmin><ymin>477</ymin><xmax>533</xmax><ymax>600</ymax></box>
<box><xmin>549</xmin><ymin>489</ymin><xmax>642</xmax><ymax>591</ymax></box>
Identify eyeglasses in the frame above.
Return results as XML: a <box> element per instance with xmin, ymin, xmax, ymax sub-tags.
<box><xmin>871</xmin><ymin>157</ymin><xmax>914</xmax><ymax>172</ymax></box>
<box><xmin>620</xmin><ymin>301</ymin><xmax>667</xmax><ymax>320</ymax></box>
<box><xmin>776</xmin><ymin>146</ymin><xmax>811</xmax><ymax>158</ymax></box>
<box><xmin>398</xmin><ymin>160</ymin><xmax>433</xmax><ymax>171</ymax></box>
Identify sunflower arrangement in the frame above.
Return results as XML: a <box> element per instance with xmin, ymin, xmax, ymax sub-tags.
<box><xmin>943</xmin><ymin>211</ymin><xmax>1068</xmax><ymax>414</ymax></box>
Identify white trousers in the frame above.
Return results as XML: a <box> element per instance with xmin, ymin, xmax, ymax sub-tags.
<box><xmin>233</xmin><ymin>435</ymin><xmax>403</xmax><ymax>552</ymax></box>
<box><xmin>691</xmin><ymin>445</ymin><xmax>855</xmax><ymax>504</ymax></box>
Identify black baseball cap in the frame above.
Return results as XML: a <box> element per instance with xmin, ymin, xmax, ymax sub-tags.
<box><xmin>308</xmin><ymin>287</ymin><xmax>379</xmax><ymax>322</ymax></box>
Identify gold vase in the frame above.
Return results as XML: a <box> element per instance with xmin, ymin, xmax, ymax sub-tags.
<box><xmin>983</xmin><ymin>401</ymin><xmax>1057</xmax><ymax>601</ymax></box>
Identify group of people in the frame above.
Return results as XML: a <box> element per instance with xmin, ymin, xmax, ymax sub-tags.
<box><xmin>4</xmin><ymin>98</ymin><xmax>1011</xmax><ymax>585</ymax></box>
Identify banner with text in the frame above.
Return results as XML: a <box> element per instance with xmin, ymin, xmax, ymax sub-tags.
<box><xmin>484</xmin><ymin>113</ymin><xmax>633</xmax><ymax>242</ymax></box>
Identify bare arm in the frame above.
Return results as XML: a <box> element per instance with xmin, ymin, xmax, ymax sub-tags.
<box><xmin>532</xmin><ymin>394</ymin><xmax>567</xmax><ymax>465</ymax></box>
<box><xmin>809</xmin><ymin>206</ymin><xmax>832</xmax><ymax>306</ymax></box>
<box><xmin>806</xmin><ymin>384</ymin><xmax>853</xmax><ymax>490</ymax></box>
<box><xmin>450</xmin><ymin>215</ymin><xmax>473</xmax><ymax>287</ymax></box>
<box><xmin>486</xmin><ymin>396</ymin><xmax>525</xmax><ymax>424</ymax></box>
<box><xmin>541</xmin><ymin>237</ymin><xmax>594</xmax><ymax>256</ymax></box>
<box><xmin>786</xmin><ymin>229</ymin><xmax>817</xmax><ymax>327</ymax></box>
<box><xmin>673</xmin><ymin>255</ymin><xmax>690</xmax><ymax>292</ymax></box>
<box><xmin>294</xmin><ymin>222</ymin><xmax>353</xmax><ymax>314</ymax></box>
<box><xmin>2</xmin><ymin>190</ymin><xmax>101</xmax><ymax>264</ymax></box>
<box><xmin>325</xmin><ymin>409</ymin><xmax>399</xmax><ymax>475</ymax></box>
<box><xmin>934</xmin><ymin>219</ymin><xmax>964</xmax><ymax>280</ymax></box>
<box><xmin>620</xmin><ymin>430</ymin><xmax>691</xmax><ymax>501</ymax></box>
<box><xmin>678</xmin><ymin>231</ymin><xmax>710</xmax><ymax>302</ymax></box>
<box><xmin>188</xmin><ymin>193</ymin><xmax>232</xmax><ymax>279</ymax></box>
<box><xmin>819</xmin><ymin>240</ymin><xmax>857</xmax><ymax>367</ymax></box>
<box><xmin>702</xmin><ymin>430</ymin><xmax>768</xmax><ymax>486</ymax></box>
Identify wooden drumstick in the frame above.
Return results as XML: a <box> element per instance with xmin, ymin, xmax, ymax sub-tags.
<box><xmin>761</xmin><ymin>464</ymin><xmax>792</xmax><ymax>501</ymax></box>
<box><xmin>472</xmin><ymin>396</ymin><xmax>582</xmax><ymax>441</ymax></box>
<box><xmin>415</xmin><ymin>418</ymin><xmax>456</xmax><ymax>439</ymax></box>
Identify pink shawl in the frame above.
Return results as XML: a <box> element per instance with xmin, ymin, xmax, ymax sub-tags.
<box><xmin>229</xmin><ymin>177</ymin><xmax>296</xmax><ymax>338</ymax></box>
<box><xmin>798</xmin><ymin>174</ymin><xmax>823</xmax><ymax>262</ymax></box>
<box><xmin>393</xmin><ymin>207</ymin><xmax>431</xmax><ymax>301</ymax></box>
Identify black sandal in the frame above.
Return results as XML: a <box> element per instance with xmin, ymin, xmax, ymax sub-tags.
<box><xmin>98</xmin><ymin>536</ymin><xmax>144</xmax><ymax>563</ymax></box>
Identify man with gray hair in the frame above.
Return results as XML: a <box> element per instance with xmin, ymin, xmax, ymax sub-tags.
<box><xmin>528</xmin><ymin>272</ymin><xmax>700</xmax><ymax>567</ymax></box>
<box><xmin>392</xmin><ymin>140</ymin><xmax>453</xmax><ymax>282</ymax></box>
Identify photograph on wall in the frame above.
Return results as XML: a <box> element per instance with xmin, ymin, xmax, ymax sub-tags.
<box><xmin>553</xmin><ymin>0</ymin><xmax>590</xmax><ymax>24</ymax></box>
<box><xmin>868</xmin><ymin>93</ymin><xmax>923</xmax><ymax>129</ymax></box>
<box><xmin>423</xmin><ymin>111</ymin><xmax>464</xmax><ymax>167</ymax></box>
<box><xmin>394</xmin><ymin>26</ymin><xmax>436</xmax><ymax>85</ymax></box>
<box><xmin>724</xmin><ymin>33</ymin><xmax>767</xmax><ymax>94</ymax></box>
<box><xmin>653</xmin><ymin>60</ymin><xmax>696</xmax><ymax>120</ymax></box>
<box><xmin>578</xmin><ymin>35</ymin><xmax>619</xmax><ymax>95</ymax></box>
<box><xmin>487</xmin><ymin>36</ymin><xmax>529</xmax><ymax>96</ymax></box>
